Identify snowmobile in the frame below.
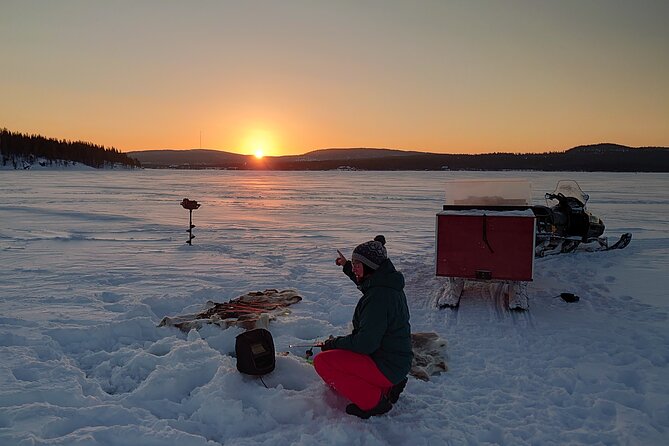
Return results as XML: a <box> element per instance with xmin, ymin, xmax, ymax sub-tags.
<box><xmin>531</xmin><ymin>180</ymin><xmax>631</xmax><ymax>257</ymax></box>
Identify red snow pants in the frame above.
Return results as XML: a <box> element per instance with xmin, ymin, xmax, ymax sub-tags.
<box><xmin>313</xmin><ymin>349</ymin><xmax>393</xmax><ymax>410</ymax></box>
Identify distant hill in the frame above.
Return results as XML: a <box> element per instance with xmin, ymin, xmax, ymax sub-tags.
<box><xmin>1</xmin><ymin>129</ymin><xmax>140</xmax><ymax>169</ymax></box>
<box><xmin>295</xmin><ymin>148</ymin><xmax>425</xmax><ymax>161</ymax></box>
<box><xmin>564</xmin><ymin>142</ymin><xmax>668</xmax><ymax>154</ymax></box>
<box><xmin>127</xmin><ymin>147</ymin><xmax>424</xmax><ymax>167</ymax></box>
<box><xmin>127</xmin><ymin>149</ymin><xmax>246</xmax><ymax>168</ymax></box>
<box><xmin>127</xmin><ymin>144</ymin><xmax>669</xmax><ymax>172</ymax></box>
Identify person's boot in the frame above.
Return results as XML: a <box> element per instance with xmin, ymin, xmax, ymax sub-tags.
<box><xmin>387</xmin><ymin>377</ymin><xmax>408</xmax><ymax>404</ymax></box>
<box><xmin>345</xmin><ymin>396</ymin><xmax>393</xmax><ymax>419</ymax></box>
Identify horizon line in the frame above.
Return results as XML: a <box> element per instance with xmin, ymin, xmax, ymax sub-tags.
<box><xmin>124</xmin><ymin>142</ymin><xmax>667</xmax><ymax>158</ymax></box>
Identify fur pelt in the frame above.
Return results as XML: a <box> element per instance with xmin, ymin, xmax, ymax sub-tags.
<box><xmin>410</xmin><ymin>332</ymin><xmax>449</xmax><ymax>381</ymax></box>
<box><xmin>158</xmin><ymin>289</ymin><xmax>302</xmax><ymax>331</ymax></box>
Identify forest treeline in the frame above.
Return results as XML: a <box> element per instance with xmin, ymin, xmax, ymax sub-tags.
<box><xmin>3</xmin><ymin>128</ymin><xmax>668</xmax><ymax>171</ymax></box>
<box><xmin>0</xmin><ymin>129</ymin><xmax>141</xmax><ymax>169</ymax></box>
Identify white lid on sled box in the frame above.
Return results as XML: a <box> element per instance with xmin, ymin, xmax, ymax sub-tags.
<box><xmin>444</xmin><ymin>179</ymin><xmax>531</xmax><ymax>206</ymax></box>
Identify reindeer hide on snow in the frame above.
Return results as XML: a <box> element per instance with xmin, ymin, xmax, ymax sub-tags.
<box><xmin>158</xmin><ymin>289</ymin><xmax>302</xmax><ymax>331</ymax></box>
<box><xmin>410</xmin><ymin>332</ymin><xmax>448</xmax><ymax>381</ymax></box>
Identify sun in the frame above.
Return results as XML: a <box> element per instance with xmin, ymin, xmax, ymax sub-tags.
<box><xmin>240</xmin><ymin>128</ymin><xmax>277</xmax><ymax>157</ymax></box>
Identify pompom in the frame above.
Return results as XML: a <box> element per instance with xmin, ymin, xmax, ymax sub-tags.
<box><xmin>374</xmin><ymin>234</ymin><xmax>386</xmax><ymax>246</ymax></box>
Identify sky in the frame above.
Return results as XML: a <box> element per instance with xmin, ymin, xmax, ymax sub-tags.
<box><xmin>1</xmin><ymin>0</ymin><xmax>668</xmax><ymax>156</ymax></box>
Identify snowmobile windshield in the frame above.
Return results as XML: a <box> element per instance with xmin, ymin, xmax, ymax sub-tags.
<box><xmin>548</xmin><ymin>180</ymin><xmax>589</xmax><ymax>205</ymax></box>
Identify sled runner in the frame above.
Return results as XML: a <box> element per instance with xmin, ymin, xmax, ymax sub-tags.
<box><xmin>435</xmin><ymin>278</ymin><xmax>529</xmax><ymax>311</ymax></box>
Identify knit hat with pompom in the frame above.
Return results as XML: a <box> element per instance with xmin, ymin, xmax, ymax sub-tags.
<box><xmin>351</xmin><ymin>235</ymin><xmax>387</xmax><ymax>270</ymax></box>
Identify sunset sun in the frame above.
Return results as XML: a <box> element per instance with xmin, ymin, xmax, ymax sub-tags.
<box><xmin>241</xmin><ymin>128</ymin><xmax>276</xmax><ymax>158</ymax></box>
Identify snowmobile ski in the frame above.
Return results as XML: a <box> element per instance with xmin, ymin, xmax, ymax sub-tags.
<box><xmin>606</xmin><ymin>232</ymin><xmax>632</xmax><ymax>251</ymax></box>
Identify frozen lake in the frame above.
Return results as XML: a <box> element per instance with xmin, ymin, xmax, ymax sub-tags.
<box><xmin>1</xmin><ymin>170</ymin><xmax>667</xmax><ymax>445</ymax></box>
<box><xmin>2</xmin><ymin>170</ymin><xmax>666</xmax><ymax>306</ymax></box>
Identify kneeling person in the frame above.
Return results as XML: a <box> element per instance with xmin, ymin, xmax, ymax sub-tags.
<box><xmin>314</xmin><ymin>236</ymin><xmax>412</xmax><ymax>418</ymax></box>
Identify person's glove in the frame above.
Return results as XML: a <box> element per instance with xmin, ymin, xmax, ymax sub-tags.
<box><xmin>320</xmin><ymin>338</ymin><xmax>337</xmax><ymax>351</ymax></box>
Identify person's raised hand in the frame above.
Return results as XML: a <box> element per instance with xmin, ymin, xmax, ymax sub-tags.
<box><xmin>335</xmin><ymin>249</ymin><xmax>347</xmax><ymax>266</ymax></box>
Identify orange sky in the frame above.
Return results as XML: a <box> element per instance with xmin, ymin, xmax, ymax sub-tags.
<box><xmin>1</xmin><ymin>1</ymin><xmax>668</xmax><ymax>156</ymax></box>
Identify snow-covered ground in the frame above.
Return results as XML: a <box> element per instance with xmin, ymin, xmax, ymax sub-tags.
<box><xmin>0</xmin><ymin>170</ymin><xmax>667</xmax><ymax>445</ymax></box>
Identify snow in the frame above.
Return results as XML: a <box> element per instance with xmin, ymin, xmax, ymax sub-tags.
<box><xmin>0</xmin><ymin>156</ymin><xmax>135</xmax><ymax>171</ymax></box>
<box><xmin>0</xmin><ymin>170</ymin><xmax>667</xmax><ymax>445</ymax></box>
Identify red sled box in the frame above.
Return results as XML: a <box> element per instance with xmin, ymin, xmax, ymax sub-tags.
<box><xmin>436</xmin><ymin>209</ymin><xmax>536</xmax><ymax>281</ymax></box>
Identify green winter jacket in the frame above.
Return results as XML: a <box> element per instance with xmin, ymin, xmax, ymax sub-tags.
<box><xmin>332</xmin><ymin>259</ymin><xmax>413</xmax><ymax>384</ymax></box>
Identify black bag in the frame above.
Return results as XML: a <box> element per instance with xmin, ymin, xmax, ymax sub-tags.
<box><xmin>235</xmin><ymin>328</ymin><xmax>276</xmax><ymax>375</ymax></box>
